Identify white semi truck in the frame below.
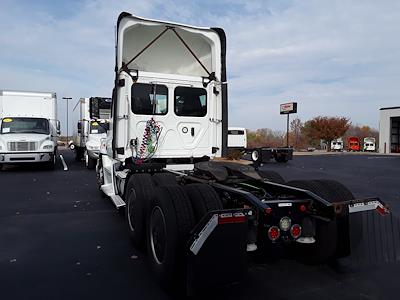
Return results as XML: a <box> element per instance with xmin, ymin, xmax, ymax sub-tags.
<box><xmin>72</xmin><ymin>97</ymin><xmax>111</xmax><ymax>169</ymax></box>
<box><xmin>0</xmin><ymin>90</ymin><xmax>60</xmax><ymax>170</ymax></box>
<box><xmin>228</xmin><ymin>127</ymin><xmax>247</xmax><ymax>150</ymax></box>
<box><xmin>95</xmin><ymin>13</ymin><xmax>389</xmax><ymax>295</ymax></box>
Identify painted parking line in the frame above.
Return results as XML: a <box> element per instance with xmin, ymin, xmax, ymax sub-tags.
<box><xmin>59</xmin><ymin>154</ymin><xmax>68</xmax><ymax>171</ymax></box>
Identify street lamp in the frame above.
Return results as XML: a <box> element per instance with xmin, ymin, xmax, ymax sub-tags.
<box><xmin>62</xmin><ymin>97</ymin><xmax>72</xmax><ymax>144</ymax></box>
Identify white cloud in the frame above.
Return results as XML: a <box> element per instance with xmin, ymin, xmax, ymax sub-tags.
<box><xmin>0</xmin><ymin>0</ymin><xmax>399</xmax><ymax>133</ymax></box>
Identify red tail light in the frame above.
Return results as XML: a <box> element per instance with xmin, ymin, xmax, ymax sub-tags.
<box><xmin>290</xmin><ymin>224</ymin><xmax>302</xmax><ymax>239</ymax></box>
<box><xmin>299</xmin><ymin>204</ymin><xmax>307</xmax><ymax>212</ymax></box>
<box><xmin>268</xmin><ymin>226</ymin><xmax>280</xmax><ymax>241</ymax></box>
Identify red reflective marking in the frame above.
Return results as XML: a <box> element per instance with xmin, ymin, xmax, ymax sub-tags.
<box><xmin>300</xmin><ymin>205</ymin><xmax>307</xmax><ymax>212</ymax></box>
<box><xmin>265</xmin><ymin>207</ymin><xmax>272</xmax><ymax>214</ymax></box>
<box><xmin>376</xmin><ymin>205</ymin><xmax>389</xmax><ymax>216</ymax></box>
<box><xmin>218</xmin><ymin>216</ymin><xmax>246</xmax><ymax>224</ymax></box>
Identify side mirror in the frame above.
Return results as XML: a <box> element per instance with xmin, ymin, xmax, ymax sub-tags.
<box><xmin>56</xmin><ymin>120</ymin><xmax>61</xmax><ymax>135</ymax></box>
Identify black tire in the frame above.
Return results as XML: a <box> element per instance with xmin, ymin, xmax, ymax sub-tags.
<box><xmin>125</xmin><ymin>174</ymin><xmax>155</xmax><ymax>247</ymax></box>
<box><xmin>183</xmin><ymin>183</ymin><xmax>223</xmax><ymax>222</ymax></box>
<box><xmin>257</xmin><ymin>170</ymin><xmax>285</xmax><ymax>184</ymax></box>
<box><xmin>152</xmin><ymin>173</ymin><xmax>178</xmax><ymax>186</ymax></box>
<box><xmin>147</xmin><ymin>185</ymin><xmax>196</xmax><ymax>290</ymax></box>
<box><xmin>44</xmin><ymin>150</ymin><xmax>57</xmax><ymax>170</ymax></box>
<box><xmin>314</xmin><ymin>179</ymin><xmax>362</xmax><ymax>257</ymax></box>
<box><xmin>85</xmin><ymin>150</ymin><xmax>96</xmax><ymax>169</ymax></box>
<box><xmin>75</xmin><ymin>147</ymin><xmax>83</xmax><ymax>161</ymax></box>
<box><xmin>286</xmin><ymin>180</ymin><xmax>339</xmax><ymax>264</ymax></box>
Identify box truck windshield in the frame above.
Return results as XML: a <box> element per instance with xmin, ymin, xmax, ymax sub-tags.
<box><xmin>1</xmin><ymin>117</ymin><xmax>49</xmax><ymax>135</ymax></box>
<box><xmin>90</xmin><ymin>121</ymin><xmax>108</xmax><ymax>134</ymax></box>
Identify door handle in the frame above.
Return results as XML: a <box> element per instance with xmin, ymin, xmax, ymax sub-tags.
<box><xmin>191</xmin><ymin>127</ymin><xmax>195</xmax><ymax>137</ymax></box>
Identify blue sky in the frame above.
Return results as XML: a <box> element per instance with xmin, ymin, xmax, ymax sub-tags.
<box><xmin>1</xmin><ymin>0</ymin><xmax>399</xmax><ymax>135</ymax></box>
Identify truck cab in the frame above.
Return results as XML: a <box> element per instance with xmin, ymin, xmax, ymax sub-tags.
<box><xmin>0</xmin><ymin>90</ymin><xmax>59</xmax><ymax>170</ymax></box>
<box><xmin>72</xmin><ymin>97</ymin><xmax>111</xmax><ymax>169</ymax></box>
<box><xmin>98</xmin><ymin>13</ymin><xmax>227</xmax><ymax>199</ymax></box>
<box><xmin>347</xmin><ymin>136</ymin><xmax>360</xmax><ymax>151</ymax></box>
<box><xmin>363</xmin><ymin>137</ymin><xmax>376</xmax><ymax>152</ymax></box>
<box><xmin>331</xmin><ymin>138</ymin><xmax>344</xmax><ymax>151</ymax></box>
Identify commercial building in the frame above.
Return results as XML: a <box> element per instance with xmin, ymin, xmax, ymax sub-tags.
<box><xmin>379</xmin><ymin>107</ymin><xmax>400</xmax><ymax>154</ymax></box>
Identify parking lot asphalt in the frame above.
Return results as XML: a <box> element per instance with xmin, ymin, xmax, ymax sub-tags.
<box><xmin>0</xmin><ymin>150</ymin><xmax>399</xmax><ymax>300</ymax></box>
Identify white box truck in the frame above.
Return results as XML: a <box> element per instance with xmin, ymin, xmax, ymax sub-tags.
<box><xmin>0</xmin><ymin>90</ymin><xmax>60</xmax><ymax>170</ymax></box>
<box><xmin>363</xmin><ymin>137</ymin><xmax>376</xmax><ymax>152</ymax></box>
<box><xmin>331</xmin><ymin>138</ymin><xmax>344</xmax><ymax>151</ymax></box>
<box><xmin>72</xmin><ymin>97</ymin><xmax>111</xmax><ymax>169</ymax></box>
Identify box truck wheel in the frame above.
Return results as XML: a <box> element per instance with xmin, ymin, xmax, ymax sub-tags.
<box><xmin>257</xmin><ymin>170</ymin><xmax>285</xmax><ymax>184</ymax></box>
<box><xmin>183</xmin><ymin>183</ymin><xmax>223</xmax><ymax>222</ymax></box>
<box><xmin>44</xmin><ymin>151</ymin><xmax>56</xmax><ymax>170</ymax></box>
<box><xmin>286</xmin><ymin>180</ymin><xmax>338</xmax><ymax>264</ymax></box>
<box><xmin>152</xmin><ymin>173</ymin><xmax>178</xmax><ymax>186</ymax></box>
<box><xmin>147</xmin><ymin>186</ymin><xmax>196</xmax><ymax>290</ymax></box>
<box><xmin>274</xmin><ymin>153</ymin><xmax>289</xmax><ymax>163</ymax></box>
<box><xmin>125</xmin><ymin>174</ymin><xmax>155</xmax><ymax>247</ymax></box>
<box><xmin>84</xmin><ymin>149</ymin><xmax>96</xmax><ymax>169</ymax></box>
<box><xmin>75</xmin><ymin>147</ymin><xmax>83</xmax><ymax>161</ymax></box>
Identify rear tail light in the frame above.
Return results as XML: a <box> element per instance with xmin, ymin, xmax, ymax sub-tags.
<box><xmin>290</xmin><ymin>224</ymin><xmax>302</xmax><ymax>239</ymax></box>
<box><xmin>299</xmin><ymin>204</ymin><xmax>307</xmax><ymax>212</ymax></box>
<box><xmin>268</xmin><ymin>226</ymin><xmax>280</xmax><ymax>241</ymax></box>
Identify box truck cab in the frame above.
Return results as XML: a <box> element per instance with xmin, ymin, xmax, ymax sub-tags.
<box><xmin>72</xmin><ymin>97</ymin><xmax>111</xmax><ymax>169</ymax></box>
<box><xmin>363</xmin><ymin>137</ymin><xmax>376</xmax><ymax>152</ymax></box>
<box><xmin>347</xmin><ymin>136</ymin><xmax>360</xmax><ymax>151</ymax></box>
<box><xmin>0</xmin><ymin>90</ymin><xmax>59</xmax><ymax>170</ymax></box>
<box><xmin>331</xmin><ymin>138</ymin><xmax>344</xmax><ymax>151</ymax></box>
<box><xmin>228</xmin><ymin>127</ymin><xmax>247</xmax><ymax>150</ymax></box>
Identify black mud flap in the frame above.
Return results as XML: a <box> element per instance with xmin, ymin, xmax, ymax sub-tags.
<box><xmin>186</xmin><ymin>209</ymin><xmax>250</xmax><ymax>296</ymax></box>
<box><xmin>341</xmin><ymin>200</ymin><xmax>400</xmax><ymax>266</ymax></box>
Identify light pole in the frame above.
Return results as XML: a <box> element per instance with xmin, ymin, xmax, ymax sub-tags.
<box><xmin>62</xmin><ymin>97</ymin><xmax>72</xmax><ymax>143</ymax></box>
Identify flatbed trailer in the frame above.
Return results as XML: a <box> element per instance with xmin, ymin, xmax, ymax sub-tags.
<box><xmin>96</xmin><ymin>12</ymin><xmax>390</xmax><ymax>295</ymax></box>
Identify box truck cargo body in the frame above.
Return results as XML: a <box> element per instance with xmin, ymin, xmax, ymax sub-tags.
<box><xmin>72</xmin><ymin>97</ymin><xmax>111</xmax><ymax>169</ymax></box>
<box><xmin>0</xmin><ymin>90</ymin><xmax>59</xmax><ymax>169</ymax></box>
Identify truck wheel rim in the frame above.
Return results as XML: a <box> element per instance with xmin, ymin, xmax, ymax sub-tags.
<box><xmin>150</xmin><ymin>206</ymin><xmax>167</xmax><ymax>265</ymax></box>
<box><xmin>251</xmin><ymin>150</ymin><xmax>259</xmax><ymax>161</ymax></box>
<box><xmin>127</xmin><ymin>190</ymin><xmax>136</xmax><ymax>232</ymax></box>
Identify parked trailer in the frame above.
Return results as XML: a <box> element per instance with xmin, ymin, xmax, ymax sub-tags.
<box><xmin>347</xmin><ymin>136</ymin><xmax>360</xmax><ymax>151</ymax></box>
<box><xmin>331</xmin><ymin>138</ymin><xmax>344</xmax><ymax>151</ymax></box>
<box><xmin>96</xmin><ymin>13</ymin><xmax>389</xmax><ymax>295</ymax></box>
<box><xmin>0</xmin><ymin>90</ymin><xmax>60</xmax><ymax>170</ymax></box>
<box><xmin>72</xmin><ymin>97</ymin><xmax>111</xmax><ymax>169</ymax></box>
<box><xmin>363</xmin><ymin>137</ymin><xmax>376</xmax><ymax>152</ymax></box>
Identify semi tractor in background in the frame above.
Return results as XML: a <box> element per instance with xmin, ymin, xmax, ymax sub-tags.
<box><xmin>347</xmin><ymin>136</ymin><xmax>360</xmax><ymax>151</ymax></box>
<box><xmin>331</xmin><ymin>138</ymin><xmax>344</xmax><ymax>151</ymax></box>
<box><xmin>227</xmin><ymin>127</ymin><xmax>247</xmax><ymax>150</ymax></box>
<box><xmin>72</xmin><ymin>97</ymin><xmax>111</xmax><ymax>169</ymax></box>
<box><xmin>363</xmin><ymin>137</ymin><xmax>376</xmax><ymax>152</ymax></box>
<box><xmin>95</xmin><ymin>13</ymin><xmax>389</xmax><ymax>295</ymax></box>
<box><xmin>0</xmin><ymin>90</ymin><xmax>60</xmax><ymax>170</ymax></box>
